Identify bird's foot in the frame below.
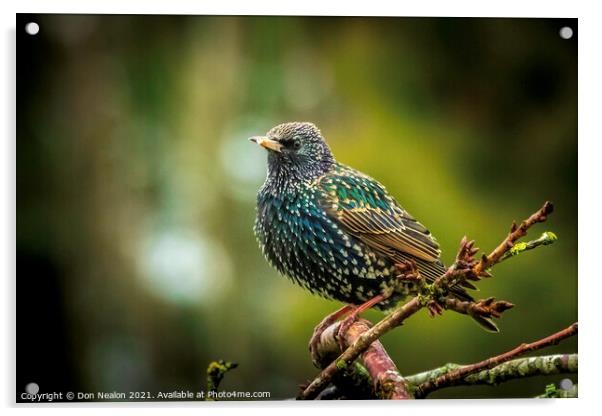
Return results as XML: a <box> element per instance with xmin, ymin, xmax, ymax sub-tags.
<box><xmin>309</xmin><ymin>305</ymin><xmax>356</xmax><ymax>367</ymax></box>
<box><xmin>335</xmin><ymin>294</ymin><xmax>388</xmax><ymax>351</ymax></box>
<box><xmin>335</xmin><ymin>312</ymin><xmax>360</xmax><ymax>351</ymax></box>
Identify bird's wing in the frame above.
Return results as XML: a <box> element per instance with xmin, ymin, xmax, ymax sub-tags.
<box><xmin>317</xmin><ymin>164</ymin><xmax>441</xmax><ymax>263</ymax></box>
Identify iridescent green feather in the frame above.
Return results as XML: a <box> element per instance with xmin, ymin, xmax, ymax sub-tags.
<box><xmin>318</xmin><ymin>164</ymin><xmax>441</xmax><ymax>263</ymax></box>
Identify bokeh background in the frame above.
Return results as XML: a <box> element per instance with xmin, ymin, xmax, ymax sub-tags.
<box><xmin>17</xmin><ymin>15</ymin><xmax>577</xmax><ymax>400</ymax></box>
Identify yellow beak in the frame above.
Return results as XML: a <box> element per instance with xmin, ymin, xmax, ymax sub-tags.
<box><xmin>248</xmin><ymin>136</ymin><xmax>282</xmax><ymax>152</ymax></box>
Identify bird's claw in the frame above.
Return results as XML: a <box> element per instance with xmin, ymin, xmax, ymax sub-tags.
<box><xmin>309</xmin><ymin>305</ymin><xmax>355</xmax><ymax>368</ymax></box>
<box><xmin>335</xmin><ymin>313</ymin><xmax>358</xmax><ymax>351</ymax></box>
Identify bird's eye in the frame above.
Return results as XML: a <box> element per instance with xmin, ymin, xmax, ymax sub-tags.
<box><xmin>292</xmin><ymin>140</ymin><xmax>301</xmax><ymax>150</ymax></box>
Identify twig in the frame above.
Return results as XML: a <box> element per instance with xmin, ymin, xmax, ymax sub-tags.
<box><xmin>472</xmin><ymin>201</ymin><xmax>554</xmax><ymax>276</ymax></box>
<box><xmin>414</xmin><ymin>322</ymin><xmax>578</xmax><ymax>398</ymax></box>
<box><xmin>443</xmin><ymin>296</ymin><xmax>514</xmax><ymax>319</ymax></box>
<box><xmin>536</xmin><ymin>383</ymin><xmax>578</xmax><ymax>398</ymax></box>
<box><xmin>406</xmin><ymin>354</ymin><xmax>577</xmax><ymax>388</ymax></box>
<box><xmin>311</xmin><ymin>318</ymin><xmax>410</xmax><ymax>399</ymax></box>
<box><xmin>206</xmin><ymin>360</ymin><xmax>238</xmax><ymax>400</ymax></box>
<box><xmin>499</xmin><ymin>231</ymin><xmax>557</xmax><ymax>262</ymax></box>
<box><xmin>302</xmin><ymin>361</ymin><xmax>377</xmax><ymax>400</ymax></box>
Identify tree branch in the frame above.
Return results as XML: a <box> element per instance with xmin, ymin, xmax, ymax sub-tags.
<box><xmin>413</xmin><ymin>322</ymin><xmax>578</xmax><ymax>398</ymax></box>
<box><xmin>299</xmin><ymin>297</ymin><xmax>422</xmax><ymax>399</ymax></box>
<box><xmin>299</xmin><ymin>201</ymin><xmax>556</xmax><ymax>400</ymax></box>
<box><xmin>472</xmin><ymin>201</ymin><xmax>554</xmax><ymax>277</ymax></box>
<box><xmin>310</xmin><ymin>318</ymin><xmax>410</xmax><ymax>399</ymax></box>
<box><xmin>499</xmin><ymin>231</ymin><xmax>557</xmax><ymax>262</ymax></box>
<box><xmin>443</xmin><ymin>296</ymin><xmax>514</xmax><ymax>319</ymax></box>
<box><xmin>406</xmin><ymin>353</ymin><xmax>577</xmax><ymax>389</ymax></box>
<box><xmin>205</xmin><ymin>360</ymin><xmax>238</xmax><ymax>400</ymax></box>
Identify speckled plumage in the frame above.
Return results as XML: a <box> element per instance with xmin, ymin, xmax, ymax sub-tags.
<box><xmin>251</xmin><ymin>122</ymin><xmax>484</xmax><ymax>319</ymax></box>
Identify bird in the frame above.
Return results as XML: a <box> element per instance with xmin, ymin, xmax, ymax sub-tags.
<box><xmin>249</xmin><ymin>122</ymin><xmax>497</xmax><ymax>338</ymax></box>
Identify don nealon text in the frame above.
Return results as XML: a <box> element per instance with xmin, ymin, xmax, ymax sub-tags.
<box><xmin>20</xmin><ymin>390</ymin><xmax>271</xmax><ymax>402</ymax></box>
<box><xmin>20</xmin><ymin>391</ymin><xmax>129</xmax><ymax>402</ymax></box>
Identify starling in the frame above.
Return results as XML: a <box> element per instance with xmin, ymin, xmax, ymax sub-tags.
<box><xmin>250</xmin><ymin>122</ymin><xmax>497</xmax><ymax>333</ymax></box>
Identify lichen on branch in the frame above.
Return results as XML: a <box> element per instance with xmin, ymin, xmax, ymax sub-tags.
<box><xmin>413</xmin><ymin>322</ymin><xmax>578</xmax><ymax>398</ymax></box>
<box><xmin>407</xmin><ymin>354</ymin><xmax>577</xmax><ymax>391</ymax></box>
<box><xmin>205</xmin><ymin>360</ymin><xmax>238</xmax><ymax>400</ymax></box>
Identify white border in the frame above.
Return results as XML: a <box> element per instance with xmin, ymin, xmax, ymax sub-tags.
<box><xmin>2</xmin><ymin>1</ymin><xmax>600</xmax><ymax>415</ymax></box>
<box><xmin>3</xmin><ymin>0</ymin><xmax>584</xmax><ymax>17</ymax></box>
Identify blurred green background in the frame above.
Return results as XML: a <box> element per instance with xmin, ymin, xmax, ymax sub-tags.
<box><xmin>17</xmin><ymin>15</ymin><xmax>577</xmax><ymax>400</ymax></box>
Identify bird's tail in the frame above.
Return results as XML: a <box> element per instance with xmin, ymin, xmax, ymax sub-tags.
<box><xmin>470</xmin><ymin>314</ymin><xmax>499</xmax><ymax>332</ymax></box>
<box><xmin>448</xmin><ymin>283</ymin><xmax>500</xmax><ymax>333</ymax></box>
<box><xmin>449</xmin><ymin>285</ymin><xmax>500</xmax><ymax>332</ymax></box>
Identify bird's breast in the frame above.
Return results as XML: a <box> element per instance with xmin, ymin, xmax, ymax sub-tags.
<box><xmin>254</xmin><ymin>186</ymin><xmax>397</xmax><ymax>303</ymax></box>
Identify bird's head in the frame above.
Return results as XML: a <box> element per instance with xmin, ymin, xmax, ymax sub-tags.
<box><xmin>249</xmin><ymin>122</ymin><xmax>335</xmax><ymax>182</ymax></box>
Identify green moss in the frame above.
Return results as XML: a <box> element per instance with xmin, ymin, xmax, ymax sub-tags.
<box><xmin>510</xmin><ymin>242</ymin><xmax>528</xmax><ymax>256</ymax></box>
<box><xmin>205</xmin><ymin>360</ymin><xmax>238</xmax><ymax>400</ymax></box>
<box><xmin>543</xmin><ymin>383</ymin><xmax>558</xmax><ymax>398</ymax></box>
<box><xmin>335</xmin><ymin>359</ymin><xmax>348</xmax><ymax>370</ymax></box>
<box><xmin>501</xmin><ymin>230</ymin><xmax>559</xmax><ymax>262</ymax></box>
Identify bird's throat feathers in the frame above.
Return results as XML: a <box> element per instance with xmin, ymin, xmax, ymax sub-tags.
<box><xmin>262</xmin><ymin>151</ymin><xmax>335</xmax><ymax>195</ymax></box>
